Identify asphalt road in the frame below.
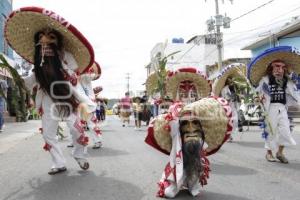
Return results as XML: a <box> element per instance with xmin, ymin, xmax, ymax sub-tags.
<box><xmin>0</xmin><ymin>116</ymin><xmax>300</xmax><ymax>200</ymax></box>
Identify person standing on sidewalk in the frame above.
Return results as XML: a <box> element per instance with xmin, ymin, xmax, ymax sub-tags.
<box><xmin>0</xmin><ymin>80</ymin><xmax>8</xmax><ymax>132</ymax></box>
<box><xmin>0</xmin><ymin>96</ymin><xmax>5</xmax><ymax>132</ymax></box>
<box><xmin>248</xmin><ymin>46</ymin><xmax>300</xmax><ymax>164</ymax></box>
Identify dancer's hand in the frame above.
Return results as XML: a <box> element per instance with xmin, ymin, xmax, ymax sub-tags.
<box><xmin>78</xmin><ymin>103</ymin><xmax>91</xmax><ymax>121</ymax></box>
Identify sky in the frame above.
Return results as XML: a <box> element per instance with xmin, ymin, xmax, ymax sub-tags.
<box><xmin>12</xmin><ymin>0</ymin><xmax>300</xmax><ymax>98</ymax></box>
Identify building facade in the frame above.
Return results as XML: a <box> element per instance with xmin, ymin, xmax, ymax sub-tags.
<box><xmin>242</xmin><ymin>17</ymin><xmax>300</xmax><ymax>57</ymax></box>
<box><xmin>0</xmin><ymin>0</ymin><xmax>13</xmax><ymax>58</ymax></box>
<box><xmin>149</xmin><ymin>35</ymin><xmax>219</xmax><ymax>76</ymax></box>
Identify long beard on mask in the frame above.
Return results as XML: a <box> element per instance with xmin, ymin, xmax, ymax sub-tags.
<box><xmin>33</xmin><ymin>42</ymin><xmax>79</xmax><ymax>117</ymax></box>
<box><xmin>182</xmin><ymin>140</ymin><xmax>203</xmax><ymax>185</ymax></box>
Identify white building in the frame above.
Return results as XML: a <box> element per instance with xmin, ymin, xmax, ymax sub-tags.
<box><xmin>149</xmin><ymin>35</ymin><xmax>219</xmax><ymax>75</ymax></box>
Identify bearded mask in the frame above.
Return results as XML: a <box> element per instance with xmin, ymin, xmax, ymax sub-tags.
<box><xmin>179</xmin><ymin>118</ymin><xmax>205</xmax><ymax>184</ymax></box>
<box><xmin>33</xmin><ymin>28</ymin><xmax>79</xmax><ymax>117</ymax></box>
<box><xmin>35</xmin><ymin>28</ymin><xmax>63</xmax><ymax>67</ymax></box>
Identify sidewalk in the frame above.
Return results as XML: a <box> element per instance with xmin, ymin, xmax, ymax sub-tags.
<box><xmin>0</xmin><ymin>120</ymin><xmax>41</xmax><ymax>154</ymax></box>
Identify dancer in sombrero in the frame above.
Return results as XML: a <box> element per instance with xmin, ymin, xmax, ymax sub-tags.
<box><xmin>5</xmin><ymin>7</ymin><xmax>96</xmax><ymax>174</ymax></box>
<box><xmin>145</xmin><ymin>97</ymin><xmax>232</xmax><ymax>198</ymax></box>
<box><xmin>248</xmin><ymin>46</ymin><xmax>300</xmax><ymax>163</ymax></box>
<box><xmin>165</xmin><ymin>67</ymin><xmax>211</xmax><ymax>104</ymax></box>
<box><xmin>212</xmin><ymin>63</ymin><xmax>248</xmax><ymax>141</ymax></box>
<box><xmin>79</xmin><ymin>62</ymin><xmax>103</xmax><ymax>149</ymax></box>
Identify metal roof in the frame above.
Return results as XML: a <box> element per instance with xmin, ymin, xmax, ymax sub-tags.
<box><xmin>242</xmin><ymin>18</ymin><xmax>300</xmax><ymax>50</ymax></box>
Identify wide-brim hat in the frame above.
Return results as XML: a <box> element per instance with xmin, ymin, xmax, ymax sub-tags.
<box><xmin>145</xmin><ymin>97</ymin><xmax>233</xmax><ymax>156</ymax></box>
<box><xmin>88</xmin><ymin>62</ymin><xmax>101</xmax><ymax>80</ymax></box>
<box><xmin>212</xmin><ymin>63</ymin><xmax>247</xmax><ymax>96</ymax></box>
<box><xmin>145</xmin><ymin>72</ymin><xmax>158</xmax><ymax>95</ymax></box>
<box><xmin>93</xmin><ymin>86</ymin><xmax>103</xmax><ymax>96</ymax></box>
<box><xmin>166</xmin><ymin>67</ymin><xmax>211</xmax><ymax>99</ymax></box>
<box><xmin>132</xmin><ymin>96</ymin><xmax>142</xmax><ymax>103</ymax></box>
<box><xmin>248</xmin><ymin>46</ymin><xmax>300</xmax><ymax>86</ymax></box>
<box><xmin>5</xmin><ymin>7</ymin><xmax>94</xmax><ymax>73</ymax></box>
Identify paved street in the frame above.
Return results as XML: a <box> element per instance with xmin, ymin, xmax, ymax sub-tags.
<box><xmin>0</xmin><ymin>116</ymin><xmax>300</xmax><ymax>200</ymax></box>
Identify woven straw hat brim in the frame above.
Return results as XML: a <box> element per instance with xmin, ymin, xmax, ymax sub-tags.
<box><xmin>153</xmin><ymin>114</ymin><xmax>173</xmax><ymax>153</ymax></box>
<box><xmin>5</xmin><ymin>7</ymin><xmax>94</xmax><ymax>73</ymax></box>
<box><xmin>91</xmin><ymin>62</ymin><xmax>101</xmax><ymax>80</ymax></box>
<box><xmin>248</xmin><ymin>46</ymin><xmax>300</xmax><ymax>86</ymax></box>
<box><xmin>150</xmin><ymin>97</ymin><xmax>232</xmax><ymax>155</ymax></box>
<box><xmin>93</xmin><ymin>86</ymin><xmax>103</xmax><ymax>95</ymax></box>
<box><xmin>166</xmin><ymin>72</ymin><xmax>211</xmax><ymax>99</ymax></box>
<box><xmin>212</xmin><ymin>64</ymin><xmax>247</xmax><ymax>96</ymax></box>
<box><xmin>180</xmin><ymin>97</ymin><xmax>232</xmax><ymax>155</ymax></box>
<box><xmin>146</xmin><ymin>72</ymin><xmax>158</xmax><ymax>95</ymax></box>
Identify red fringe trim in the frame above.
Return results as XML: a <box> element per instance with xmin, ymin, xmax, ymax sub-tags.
<box><xmin>43</xmin><ymin>143</ymin><xmax>52</xmax><ymax>151</ymax></box>
<box><xmin>157</xmin><ymin>180</ymin><xmax>171</xmax><ymax>197</ymax></box>
<box><xmin>38</xmin><ymin>107</ymin><xmax>44</xmax><ymax>116</ymax></box>
<box><xmin>77</xmin><ymin>134</ymin><xmax>89</xmax><ymax>146</ymax></box>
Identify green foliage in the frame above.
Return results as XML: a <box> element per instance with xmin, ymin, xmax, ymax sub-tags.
<box><xmin>154</xmin><ymin>51</ymin><xmax>180</xmax><ymax>98</ymax></box>
<box><xmin>0</xmin><ymin>55</ymin><xmax>29</xmax><ymax>122</ymax></box>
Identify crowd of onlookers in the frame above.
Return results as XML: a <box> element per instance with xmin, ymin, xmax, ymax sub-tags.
<box><xmin>117</xmin><ymin>91</ymin><xmax>153</xmax><ymax>130</ymax></box>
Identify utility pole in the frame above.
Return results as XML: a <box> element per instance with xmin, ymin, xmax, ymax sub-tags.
<box><xmin>215</xmin><ymin>0</ymin><xmax>222</xmax><ymax>72</ymax></box>
<box><xmin>125</xmin><ymin>73</ymin><xmax>130</xmax><ymax>94</ymax></box>
<box><xmin>206</xmin><ymin>0</ymin><xmax>233</xmax><ymax>71</ymax></box>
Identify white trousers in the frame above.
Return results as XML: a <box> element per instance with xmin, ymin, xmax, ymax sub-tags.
<box><xmin>265</xmin><ymin>103</ymin><xmax>297</xmax><ymax>150</ymax></box>
<box><xmin>41</xmin><ymin>95</ymin><xmax>87</xmax><ymax>168</ymax></box>
<box><xmin>86</xmin><ymin>114</ymin><xmax>102</xmax><ymax>144</ymax></box>
<box><xmin>230</xmin><ymin>102</ymin><xmax>239</xmax><ymax>134</ymax></box>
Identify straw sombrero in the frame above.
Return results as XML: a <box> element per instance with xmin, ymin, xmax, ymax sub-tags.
<box><xmin>145</xmin><ymin>97</ymin><xmax>233</xmax><ymax>156</ymax></box>
<box><xmin>166</xmin><ymin>67</ymin><xmax>211</xmax><ymax>99</ymax></box>
<box><xmin>145</xmin><ymin>72</ymin><xmax>159</xmax><ymax>95</ymax></box>
<box><xmin>86</xmin><ymin>62</ymin><xmax>101</xmax><ymax>80</ymax></box>
<box><xmin>5</xmin><ymin>7</ymin><xmax>94</xmax><ymax>73</ymax></box>
<box><xmin>248</xmin><ymin>46</ymin><xmax>300</xmax><ymax>86</ymax></box>
<box><xmin>93</xmin><ymin>86</ymin><xmax>103</xmax><ymax>96</ymax></box>
<box><xmin>212</xmin><ymin>63</ymin><xmax>247</xmax><ymax>96</ymax></box>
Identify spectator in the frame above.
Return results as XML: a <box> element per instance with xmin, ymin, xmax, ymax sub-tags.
<box><xmin>119</xmin><ymin>92</ymin><xmax>132</xmax><ymax>127</ymax></box>
<box><xmin>132</xmin><ymin>97</ymin><xmax>143</xmax><ymax>130</ymax></box>
<box><xmin>0</xmin><ymin>80</ymin><xmax>8</xmax><ymax>132</ymax></box>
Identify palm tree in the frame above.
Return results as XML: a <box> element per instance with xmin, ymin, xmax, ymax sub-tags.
<box><xmin>0</xmin><ymin>55</ymin><xmax>29</xmax><ymax>122</ymax></box>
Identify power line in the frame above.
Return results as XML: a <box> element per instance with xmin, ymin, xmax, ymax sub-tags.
<box><xmin>231</xmin><ymin>0</ymin><xmax>276</xmax><ymax>22</ymax></box>
<box><xmin>176</xmin><ymin>1</ymin><xmax>276</xmax><ymax>64</ymax></box>
<box><xmin>174</xmin><ymin>1</ymin><xmax>299</xmax><ymax>65</ymax></box>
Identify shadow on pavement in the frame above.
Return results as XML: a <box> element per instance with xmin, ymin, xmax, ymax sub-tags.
<box><xmin>87</xmin><ymin>147</ymin><xmax>129</xmax><ymax>158</ymax></box>
<box><xmin>273</xmin><ymin>162</ymin><xmax>300</xmax><ymax>170</ymax></box>
<box><xmin>211</xmin><ymin>163</ymin><xmax>257</xmax><ymax>176</ymax></box>
<box><xmin>174</xmin><ymin>190</ymin><xmax>252</xmax><ymax>200</ymax></box>
<box><xmin>11</xmin><ymin>171</ymin><xmax>145</xmax><ymax>200</ymax></box>
<box><xmin>234</xmin><ymin>141</ymin><xmax>264</xmax><ymax>149</ymax></box>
